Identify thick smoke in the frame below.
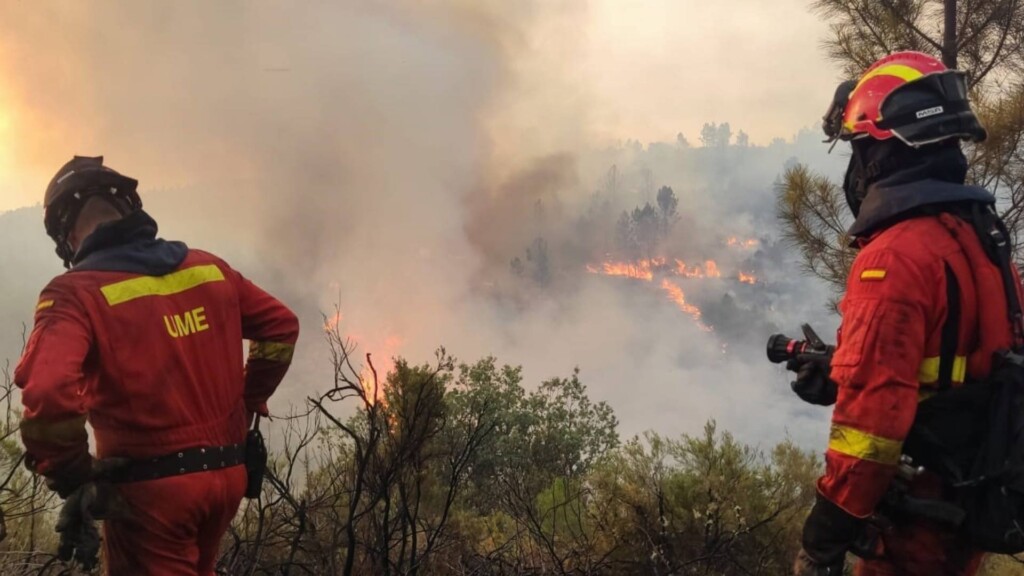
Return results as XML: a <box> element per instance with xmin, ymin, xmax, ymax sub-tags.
<box><xmin>0</xmin><ymin>1</ymin><xmax>845</xmax><ymax>449</ymax></box>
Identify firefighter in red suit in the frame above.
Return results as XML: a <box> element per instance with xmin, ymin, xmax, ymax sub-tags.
<box><xmin>16</xmin><ymin>156</ymin><xmax>300</xmax><ymax>575</ymax></box>
<box><xmin>790</xmin><ymin>52</ymin><xmax>1023</xmax><ymax>575</ymax></box>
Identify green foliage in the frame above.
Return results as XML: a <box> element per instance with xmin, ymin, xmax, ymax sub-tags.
<box><xmin>210</xmin><ymin>349</ymin><xmax>822</xmax><ymax>575</ymax></box>
<box><xmin>0</xmin><ymin>362</ymin><xmax>60</xmax><ymax>572</ymax></box>
<box><xmin>585</xmin><ymin>423</ymin><xmax>820</xmax><ymax>575</ymax></box>
<box><xmin>534</xmin><ymin>477</ymin><xmax>587</xmax><ymax>540</ymax></box>
<box><xmin>453</xmin><ymin>359</ymin><xmax>619</xmax><ymax>527</ymax></box>
<box><xmin>522</xmin><ymin>369</ymin><xmax>620</xmax><ymax>479</ymax></box>
<box><xmin>776</xmin><ymin>164</ymin><xmax>857</xmax><ymax>299</ymax></box>
<box><xmin>813</xmin><ymin>0</ymin><xmax>1024</xmax><ymax>80</ymax></box>
<box><xmin>0</xmin><ymin>340</ymin><xmax>823</xmax><ymax>575</ymax></box>
<box><xmin>973</xmin><ymin>84</ymin><xmax>1024</xmax><ymax>231</ymax></box>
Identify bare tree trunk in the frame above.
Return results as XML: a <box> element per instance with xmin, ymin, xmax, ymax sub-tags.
<box><xmin>944</xmin><ymin>0</ymin><xmax>958</xmax><ymax>68</ymax></box>
<box><xmin>344</xmin><ymin>448</ymin><xmax>369</xmax><ymax>576</ymax></box>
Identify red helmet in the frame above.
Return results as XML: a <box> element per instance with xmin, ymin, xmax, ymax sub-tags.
<box><xmin>822</xmin><ymin>51</ymin><xmax>987</xmax><ymax>147</ymax></box>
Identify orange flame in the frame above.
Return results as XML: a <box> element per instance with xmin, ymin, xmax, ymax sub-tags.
<box><xmin>587</xmin><ymin>257</ymin><xmax>722</xmax><ymax>281</ymax></box>
<box><xmin>586</xmin><ymin>258</ymin><xmax>665</xmax><ymax>281</ymax></box>
<box><xmin>360</xmin><ymin>365</ymin><xmax>385</xmax><ymax>406</ymax></box>
<box><xmin>738</xmin><ymin>272</ymin><xmax>757</xmax><ymax>285</ymax></box>
<box><xmin>322</xmin><ymin>309</ymin><xmax>403</xmax><ymax>406</ymax></box>
<box><xmin>673</xmin><ymin>259</ymin><xmax>721</xmax><ymax>279</ymax></box>
<box><xmin>660</xmin><ymin>279</ymin><xmax>712</xmax><ymax>332</ymax></box>
<box><xmin>704</xmin><ymin>260</ymin><xmax>721</xmax><ymax>278</ymax></box>
<box><xmin>673</xmin><ymin>259</ymin><xmax>696</xmax><ymax>277</ymax></box>
<box><xmin>364</xmin><ymin>335</ymin><xmax>404</xmax><ymax>405</ymax></box>
<box><xmin>727</xmin><ymin>237</ymin><xmax>759</xmax><ymax>249</ymax></box>
<box><xmin>587</xmin><ymin>257</ymin><xmax>727</xmax><ymax>332</ymax></box>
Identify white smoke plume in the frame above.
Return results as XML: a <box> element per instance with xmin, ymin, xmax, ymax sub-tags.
<box><xmin>0</xmin><ymin>1</ymin><xmax>847</xmax><ymax>449</ymax></box>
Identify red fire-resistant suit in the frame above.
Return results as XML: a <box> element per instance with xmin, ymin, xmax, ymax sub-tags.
<box><xmin>814</xmin><ymin>199</ymin><xmax>1024</xmax><ymax>574</ymax></box>
<box><xmin>16</xmin><ymin>213</ymin><xmax>299</xmax><ymax>575</ymax></box>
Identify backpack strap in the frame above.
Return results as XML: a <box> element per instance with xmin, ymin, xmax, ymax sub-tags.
<box><xmin>970</xmin><ymin>203</ymin><xmax>1024</xmax><ymax>346</ymax></box>
<box><xmin>937</xmin><ymin>262</ymin><xmax>961</xmax><ymax>391</ymax></box>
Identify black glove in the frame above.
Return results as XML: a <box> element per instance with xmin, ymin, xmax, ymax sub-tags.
<box><xmin>801</xmin><ymin>495</ymin><xmax>865</xmax><ymax>571</ymax></box>
<box><xmin>51</xmin><ymin>458</ymin><xmax>131</xmax><ymax>570</ymax></box>
<box><xmin>40</xmin><ymin>452</ymin><xmax>94</xmax><ymax>499</ymax></box>
<box><xmin>55</xmin><ymin>484</ymin><xmax>102</xmax><ymax>570</ymax></box>
<box><xmin>45</xmin><ymin>456</ymin><xmax>131</xmax><ymax>498</ymax></box>
<box><xmin>787</xmin><ymin>357</ymin><xmax>837</xmax><ymax>406</ymax></box>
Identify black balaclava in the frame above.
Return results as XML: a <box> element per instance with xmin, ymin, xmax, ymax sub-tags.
<box><xmin>842</xmin><ymin>138</ymin><xmax>969</xmax><ymax>217</ymax></box>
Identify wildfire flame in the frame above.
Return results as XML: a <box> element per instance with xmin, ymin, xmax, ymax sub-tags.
<box><xmin>727</xmin><ymin>237</ymin><xmax>759</xmax><ymax>249</ymax></box>
<box><xmin>322</xmin><ymin>309</ymin><xmax>402</xmax><ymax>406</ymax></box>
<box><xmin>587</xmin><ymin>257</ymin><xmax>667</xmax><ymax>281</ymax></box>
<box><xmin>359</xmin><ymin>365</ymin><xmax>381</xmax><ymax>405</ymax></box>
<box><xmin>586</xmin><ymin>256</ymin><xmax>727</xmax><ymax>330</ymax></box>
<box><xmin>586</xmin><ymin>257</ymin><xmax>722</xmax><ymax>283</ymax></box>
<box><xmin>705</xmin><ymin>260</ymin><xmax>721</xmax><ymax>278</ymax></box>
<box><xmin>660</xmin><ymin>279</ymin><xmax>712</xmax><ymax>332</ymax></box>
<box><xmin>673</xmin><ymin>259</ymin><xmax>721</xmax><ymax>279</ymax></box>
<box><xmin>585</xmin><ymin>252</ymin><xmax>761</xmax><ymax>332</ymax></box>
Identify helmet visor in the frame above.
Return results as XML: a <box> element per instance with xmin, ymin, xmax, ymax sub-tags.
<box><xmin>877</xmin><ymin>71</ymin><xmax>987</xmax><ymax>146</ymax></box>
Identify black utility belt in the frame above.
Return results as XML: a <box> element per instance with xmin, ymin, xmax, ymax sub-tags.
<box><xmin>112</xmin><ymin>443</ymin><xmax>246</xmax><ymax>483</ymax></box>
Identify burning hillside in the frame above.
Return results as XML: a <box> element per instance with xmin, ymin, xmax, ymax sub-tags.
<box><xmin>584</xmin><ymin>236</ymin><xmax>761</xmax><ymax>333</ymax></box>
<box><xmin>659</xmin><ymin>278</ymin><xmax>710</xmax><ymax>331</ymax></box>
<box><xmin>738</xmin><ymin>272</ymin><xmax>758</xmax><ymax>285</ymax></box>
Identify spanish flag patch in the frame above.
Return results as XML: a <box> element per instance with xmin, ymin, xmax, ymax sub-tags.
<box><xmin>860</xmin><ymin>269</ymin><xmax>887</xmax><ymax>281</ymax></box>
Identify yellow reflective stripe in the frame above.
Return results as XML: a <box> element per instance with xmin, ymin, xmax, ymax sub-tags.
<box><xmin>847</xmin><ymin>64</ymin><xmax>928</xmax><ymax>131</ymax></box>
<box><xmin>36</xmin><ymin>299</ymin><xmax>55</xmax><ymax>311</ymax></box>
<box><xmin>860</xmin><ymin>269</ymin><xmax>887</xmax><ymax>281</ymax></box>
<box><xmin>855</xmin><ymin>64</ymin><xmax>925</xmax><ymax>92</ymax></box>
<box><xmin>20</xmin><ymin>415</ymin><xmax>88</xmax><ymax>446</ymax></box>
<box><xmin>249</xmin><ymin>341</ymin><xmax>295</xmax><ymax>363</ymax></box>
<box><xmin>918</xmin><ymin>357</ymin><xmax>939</xmax><ymax>383</ymax></box>
<box><xmin>828</xmin><ymin>424</ymin><xmax>903</xmax><ymax>465</ymax></box>
<box><xmin>918</xmin><ymin>356</ymin><xmax>968</xmax><ymax>385</ymax></box>
<box><xmin>953</xmin><ymin>356</ymin><xmax>967</xmax><ymax>383</ymax></box>
<box><xmin>101</xmin><ymin>264</ymin><xmax>225</xmax><ymax>306</ymax></box>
